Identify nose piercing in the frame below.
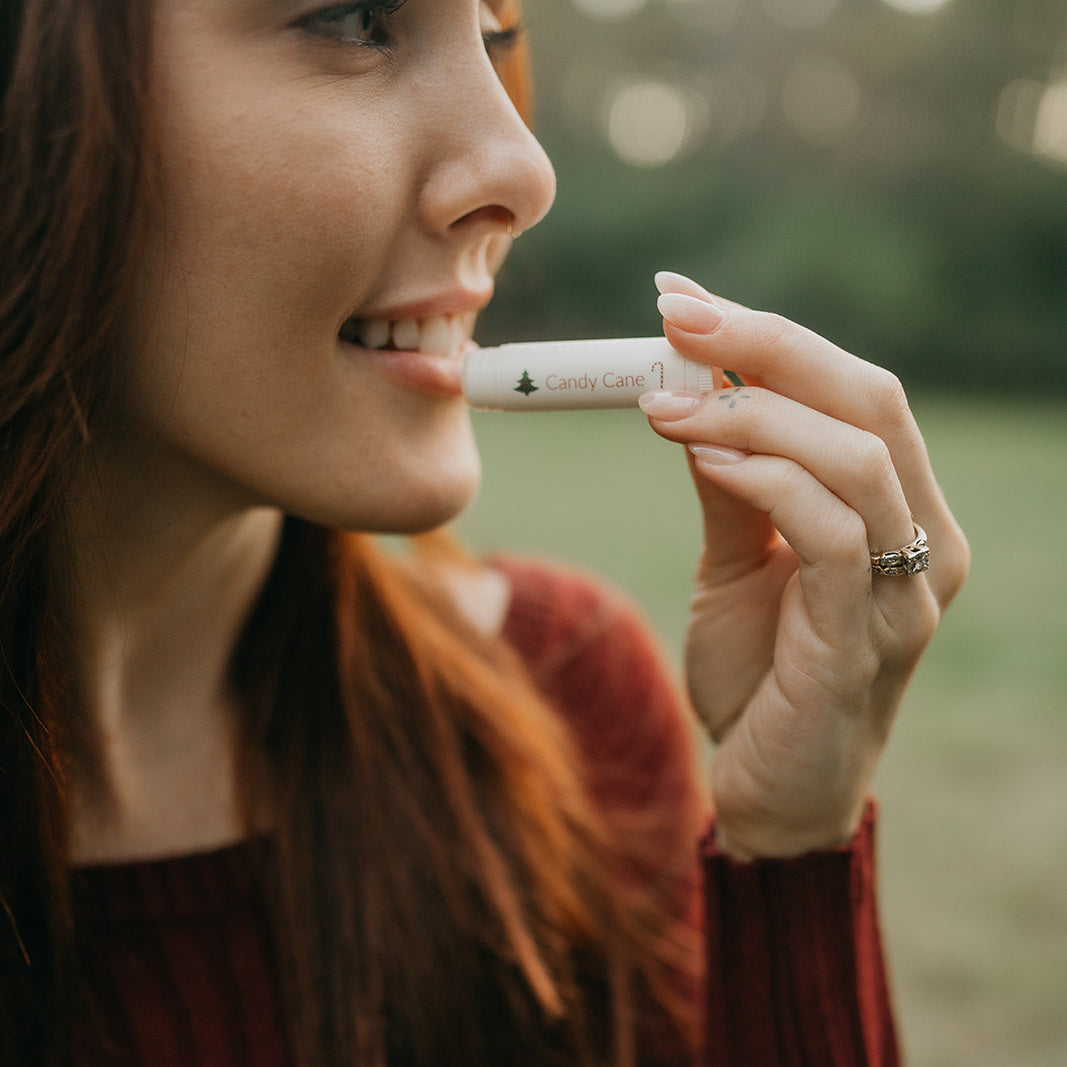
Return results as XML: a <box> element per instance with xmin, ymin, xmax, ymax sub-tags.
<box><xmin>506</xmin><ymin>215</ymin><xmax>521</xmax><ymax>239</ymax></box>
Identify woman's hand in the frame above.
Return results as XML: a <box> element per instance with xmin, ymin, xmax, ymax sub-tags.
<box><xmin>639</xmin><ymin>271</ymin><xmax>970</xmax><ymax>860</ymax></box>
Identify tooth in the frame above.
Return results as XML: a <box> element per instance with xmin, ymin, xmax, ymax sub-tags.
<box><xmin>419</xmin><ymin>315</ymin><xmax>453</xmax><ymax>355</ymax></box>
<box><xmin>445</xmin><ymin>316</ymin><xmax>465</xmax><ymax>354</ymax></box>
<box><xmin>359</xmin><ymin>318</ymin><xmax>391</xmax><ymax>349</ymax></box>
<box><xmin>392</xmin><ymin>318</ymin><xmax>420</xmax><ymax>351</ymax></box>
<box><xmin>449</xmin><ymin>317</ymin><xmax>466</xmax><ymax>352</ymax></box>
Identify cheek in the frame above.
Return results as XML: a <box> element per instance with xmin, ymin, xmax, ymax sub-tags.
<box><xmin>152</xmin><ymin>127</ymin><xmax>399</xmax><ymax>333</ymax></box>
<box><xmin>127</xmin><ymin>89</ymin><xmax>399</xmax><ymax>430</ymax></box>
<box><xmin>120</xmin><ymin>49</ymin><xmax>479</xmax><ymax>530</ymax></box>
<box><xmin>119</xmin><ymin>148</ymin><xmax>480</xmax><ymax>531</ymax></box>
<box><xmin>146</xmin><ymin>37</ymin><xmax>416</xmax><ymax>328</ymax></box>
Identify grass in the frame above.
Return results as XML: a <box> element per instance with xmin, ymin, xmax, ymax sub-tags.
<box><xmin>456</xmin><ymin>395</ymin><xmax>1067</xmax><ymax>1067</ymax></box>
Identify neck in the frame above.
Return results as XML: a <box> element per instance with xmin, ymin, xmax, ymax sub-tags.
<box><xmin>57</xmin><ymin>435</ymin><xmax>284</xmax><ymax>865</ymax></box>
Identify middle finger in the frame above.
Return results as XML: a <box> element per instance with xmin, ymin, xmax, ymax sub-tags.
<box><xmin>639</xmin><ymin>385</ymin><xmax>915</xmax><ymax>554</ymax></box>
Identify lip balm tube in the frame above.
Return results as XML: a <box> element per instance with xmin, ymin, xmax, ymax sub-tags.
<box><xmin>463</xmin><ymin>337</ymin><xmax>721</xmax><ymax>411</ymax></box>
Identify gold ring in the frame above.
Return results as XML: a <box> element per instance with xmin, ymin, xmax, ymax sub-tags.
<box><xmin>870</xmin><ymin>523</ymin><xmax>930</xmax><ymax>577</ymax></box>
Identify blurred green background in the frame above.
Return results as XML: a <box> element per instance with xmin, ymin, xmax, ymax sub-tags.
<box><xmin>463</xmin><ymin>1</ymin><xmax>1067</xmax><ymax>1064</ymax></box>
<box><xmin>480</xmin><ymin>0</ymin><xmax>1067</xmax><ymax>394</ymax></box>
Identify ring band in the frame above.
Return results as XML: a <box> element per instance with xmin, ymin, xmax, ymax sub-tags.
<box><xmin>870</xmin><ymin>523</ymin><xmax>930</xmax><ymax>577</ymax></box>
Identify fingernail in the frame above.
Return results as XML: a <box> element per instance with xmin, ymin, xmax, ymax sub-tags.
<box><xmin>654</xmin><ymin>270</ymin><xmax>714</xmax><ymax>301</ymax></box>
<box><xmin>688</xmin><ymin>443</ymin><xmax>747</xmax><ymax>465</ymax></box>
<box><xmin>638</xmin><ymin>390</ymin><xmax>702</xmax><ymax>420</ymax></box>
<box><xmin>657</xmin><ymin>292</ymin><xmax>724</xmax><ymax>333</ymax></box>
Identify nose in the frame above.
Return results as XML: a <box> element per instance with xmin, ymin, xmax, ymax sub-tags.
<box><xmin>417</xmin><ymin>43</ymin><xmax>557</xmax><ymax>241</ymax></box>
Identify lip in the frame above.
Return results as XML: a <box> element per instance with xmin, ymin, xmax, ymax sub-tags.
<box><xmin>352</xmin><ymin>287</ymin><xmax>494</xmax><ymax>325</ymax></box>
<box><xmin>350</xmin><ymin>341</ymin><xmax>473</xmax><ymax>397</ymax></box>
<box><xmin>337</xmin><ymin>287</ymin><xmax>490</xmax><ymax>399</ymax></box>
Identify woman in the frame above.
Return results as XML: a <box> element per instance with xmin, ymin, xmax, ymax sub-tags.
<box><xmin>0</xmin><ymin>0</ymin><xmax>969</xmax><ymax>1064</ymax></box>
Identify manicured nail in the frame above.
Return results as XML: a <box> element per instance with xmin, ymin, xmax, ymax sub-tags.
<box><xmin>654</xmin><ymin>270</ymin><xmax>714</xmax><ymax>301</ymax></box>
<box><xmin>688</xmin><ymin>443</ymin><xmax>747</xmax><ymax>465</ymax></box>
<box><xmin>657</xmin><ymin>292</ymin><xmax>724</xmax><ymax>333</ymax></box>
<box><xmin>638</xmin><ymin>390</ymin><xmax>702</xmax><ymax>420</ymax></box>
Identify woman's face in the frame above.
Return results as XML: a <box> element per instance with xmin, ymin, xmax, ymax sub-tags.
<box><xmin>117</xmin><ymin>0</ymin><xmax>555</xmax><ymax>532</ymax></box>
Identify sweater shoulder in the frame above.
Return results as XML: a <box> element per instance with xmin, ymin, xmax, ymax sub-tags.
<box><xmin>494</xmin><ymin>554</ymin><xmax>650</xmax><ymax>674</ymax></box>
<box><xmin>492</xmin><ymin>554</ymin><xmax>706</xmax><ymax>826</ymax></box>
<box><xmin>492</xmin><ymin>553</ymin><xmax>679</xmax><ymax>722</ymax></box>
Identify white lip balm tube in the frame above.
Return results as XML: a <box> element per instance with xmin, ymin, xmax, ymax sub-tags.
<box><xmin>463</xmin><ymin>337</ymin><xmax>721</xmax><ymax>411</ymax></box>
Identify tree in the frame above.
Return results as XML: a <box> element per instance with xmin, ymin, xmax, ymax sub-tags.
<box><xmin>514</xmin><ymin>370</ymin><xmax>539</xmax><ymax>396</ymax></box>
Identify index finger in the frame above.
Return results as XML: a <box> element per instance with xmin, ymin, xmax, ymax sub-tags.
<box><xmin>654</xmin><ymin>272</ymin><xmax>970</xmax><ymax>604</ymax></box>
<box><xmin>655</xmin><ymin>273</ymin><xmax>887</xmax><ymax>418</ymax></box>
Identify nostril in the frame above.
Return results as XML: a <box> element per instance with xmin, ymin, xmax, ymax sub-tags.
<box><xmin>450</xmin><ymin>204</ymin><xmax>514</xmax><ymax>234</ymax></box>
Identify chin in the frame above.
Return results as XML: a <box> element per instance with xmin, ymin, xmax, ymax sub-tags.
<box><xmin>374</xmin><ymin>413</ymin><xmax>483</xmax><ymax>534</ymax></box>
<box><xmin>373</xmin><ymin>475</ymin><xmax>481</xmax><ymax>536</ymax></box>
<box><xmin>304</xmin><ymin>449</ymin><xmax>483</xmax><ymax>536</ymax></box>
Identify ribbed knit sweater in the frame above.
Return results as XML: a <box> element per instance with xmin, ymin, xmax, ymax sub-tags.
<box><xmin>71</xmin><ymin>557</ymin><xmax>899</xmax><ymax>1065</ymax></box>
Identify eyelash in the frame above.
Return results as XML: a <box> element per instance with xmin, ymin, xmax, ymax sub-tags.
<box><xmin>483</xmin><ymin>22</ymin><xmax>524</xmax><ymax>64</ymax></box>
<box><xmin>299</xmin><ymin>1</ymin><xmax>525</xmax><ymax>62</ymax></box>
<box><xmin>299</xmin><ymin>0</ymin><xmax>409</xmax><ymax>49</ymax></box>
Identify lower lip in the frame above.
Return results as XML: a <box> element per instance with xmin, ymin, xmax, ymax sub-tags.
<box><xmin>344</xmin><ymin>342</ymin><xmax>468</xmax><ymax>398</ymax></box>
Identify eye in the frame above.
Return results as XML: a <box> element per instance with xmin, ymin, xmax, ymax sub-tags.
<box><xmin>299</xmin><ymin>0</ymin><xmax>408</xmax><ymax>47</ymax></box>
<box><xmin>479</xmin><ymin>2</ymin><xmax>524</xmax><ymax>66</ymax></box>
<box><xmin>482</xmin><ymin>23</ymin><xmax>523</xmax><ymax>65</ymax></box>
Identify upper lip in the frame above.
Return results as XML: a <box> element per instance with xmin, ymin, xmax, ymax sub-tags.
<box><xmin>350</xmin><ymin>288</ymin><xmax>494</xmax><ymax>324</ymax></box>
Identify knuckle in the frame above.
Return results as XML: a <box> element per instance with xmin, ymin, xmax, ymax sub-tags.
<box><xmin>752</xmin><ymin>311</ymin><xmax>801</xmax><ymax>357</ymax></box>
<box><xmin>777</xmin><ymin>456</ymin><xmax>811</xmax><ymax>499</ymax></box>
<box><xmin>879</xmin><ymin>585</ymin><xmax>941</xmax><ymax>667</ymax></box>
<box><xmin>868</xmin><ymin>367</ymin><xmax>911</xmax><ymax>425</ymax></box>
<box><xmin>900</xmin><ymin>587</ymin><xmax>942</xmax><ymax>654</ymax></box>
<box><xmin>937</xmin><ymin>524</ymin><xmax>972</xmax><ymax>602</ymax></box>
<box><xmin>853</xmin><ymin>431</ymin><xmax>895</xmax><ymax>487</ymax></box>
<box><xmin>915</xmin><ymin>587</ymin><xmax>942</xmax><ymax>639</ymax></box>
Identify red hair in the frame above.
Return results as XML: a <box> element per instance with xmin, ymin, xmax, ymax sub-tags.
<box><xmin>0</xmin><ymin>2</ymin><xmax>699</xmax><ymax>1064</ymax></box>
<box><xmin>1</xmin><ymin>0</ymin><xmax>152</xmax><ymax>1060</ymax></box>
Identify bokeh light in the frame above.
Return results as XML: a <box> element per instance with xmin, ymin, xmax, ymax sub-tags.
<box><xmin>571</xmin><ymin>0</ymin><xmax>647</xmax><ymax>21</ymax></box>
<box><xmin>605</xmin><ymin>80</ymin><xmax>693</xmax><ymax>167</ymax></box>
<box><xmin>996</xmin><ymin>77</ymin><xmax>1067</xmax><ymax>168</ymax></box>
<box><xmin>1033</xmin><ymin>79</ymin><xmax>1067</xmax><ymax>166</ymax></box>
<box><xmin>880</xmin><ymin>0</ymin><xmax>952</xmax><ymax>14</ymax></box>
<box><xmin>996</xmin><ymin>79</ymin><xmax>1045</xmax><ymax>152</ymax></box>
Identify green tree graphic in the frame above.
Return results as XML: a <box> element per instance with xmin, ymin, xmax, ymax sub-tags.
<box><xmin>514</xmin><ymin>370</ymin><xmax>538</xmax><ymax>396</ymax></box>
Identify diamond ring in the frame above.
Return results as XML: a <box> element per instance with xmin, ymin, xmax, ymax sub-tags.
<box><xmin>870</xmin><ymin>523</ymin><xmax>930</xmax><ymax>577</ymax></box>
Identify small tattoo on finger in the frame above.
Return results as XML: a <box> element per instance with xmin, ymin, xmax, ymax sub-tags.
<box><xmin>718</xmin><ymin>389</ymin><xmax>751</xmax><ymax>410</ymax></box>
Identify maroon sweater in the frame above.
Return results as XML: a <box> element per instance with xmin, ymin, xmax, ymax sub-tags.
<box><xmin>71</xmin><ymin>558</ymin><xmax>899</xmax><ymax>1066</ymax></box>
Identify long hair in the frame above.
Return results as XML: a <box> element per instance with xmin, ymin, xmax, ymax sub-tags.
<box><xmin>0</xmin><ymin>0</ymin><xmax>152</xmax><ymax>1061</ymax></box>
<box><xmin>0</xmin><ymin>2</ymin><xmax>700</xmax><ymax>1064</ymax></box>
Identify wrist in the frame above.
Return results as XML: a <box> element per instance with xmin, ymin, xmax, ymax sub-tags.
<box><xmin>712</xmin><ymin>796</ymin><xmax>870</xmax><ymax>862</ymax></box>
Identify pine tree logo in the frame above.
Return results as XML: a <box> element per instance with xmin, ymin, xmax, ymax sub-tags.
<box><xmin>514</xmin><ymin>369</ymin><xmax>539</xmax><ymax>396</ymax></box>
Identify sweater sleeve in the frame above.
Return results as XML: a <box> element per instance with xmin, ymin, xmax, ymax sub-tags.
<box><xmin>496</xmin><ymin>556</ymin><xmax>900</xmax><ymax>1067</ymax></box>
<box><xmin>703</xmin><ymin>801</ymin><xmax>900</xmax><ymax>1066</ymax></box>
